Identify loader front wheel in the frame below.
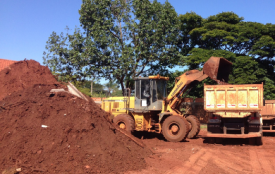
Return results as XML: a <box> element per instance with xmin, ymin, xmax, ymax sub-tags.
<box><xmin>186</xmin><ymin>115</ymin><xmax>200</xmax><ymax>139</ymax></box>
<box><xmin>113</xmin><ymin>114</ymin><xmax>135</xmax><ymax>133</ymax></box>
<box><xmin>162</xmin><ymin>115</ymin><xmax>189</xmax><ymax>142</ymax></box>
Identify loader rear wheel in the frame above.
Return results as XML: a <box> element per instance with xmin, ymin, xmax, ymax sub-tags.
<box><xmin>186</xmin><ymin>115</ymin><xmax>200</xmax><ymax>139</ymax></box>
<box><xmin>162</xmin><ymin>115</ymin><xmax>189</xmax><ymax>142</ymax></box>
<box><xmin>113</xmin><ymin>114</ymin><xmax>135</xmax><ymax>133</ymax></box>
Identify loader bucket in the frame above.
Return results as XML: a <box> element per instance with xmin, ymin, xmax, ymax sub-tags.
<box><xmin>203</xmin><ymin>57</ymin><xmax>232</xmax><ymax>82</ymax></box>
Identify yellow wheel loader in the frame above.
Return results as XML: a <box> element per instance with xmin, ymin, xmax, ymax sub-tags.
<box><xmin>102</xmin><ymin>57</ymin><xmax>232</xmax><ymax>142</ymax></box>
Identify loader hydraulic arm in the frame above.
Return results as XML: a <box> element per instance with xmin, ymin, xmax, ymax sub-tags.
<box><xmin>166</xmin><ymin>70</ymin><xmax>208</xmax><ymax>110</ymax></box>
<box><xmin>165</xmin><ymin>57</ymin><xmax>232</xmax><ymax>113</ymax></box>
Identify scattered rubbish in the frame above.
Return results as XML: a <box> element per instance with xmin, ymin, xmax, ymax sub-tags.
<box><xmin>50</xmin><ymin>89</ymin><xmax>66</xmax><ymax>93</ymax></box>
<box><xmin>67</xmin><ymin>82</ymin><xmax>88</xmax><ymax>101</ymax></box>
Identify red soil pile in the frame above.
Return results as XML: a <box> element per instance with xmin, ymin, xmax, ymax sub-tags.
<box><xmin>0</xmin><ymin>60</ymin><xmax>150</xmax><ymax>174</ymax></box>
<box><xmin>0</xmin><ymin>60</ymin><xmax>59</xmax><ymax>101</ymax></box>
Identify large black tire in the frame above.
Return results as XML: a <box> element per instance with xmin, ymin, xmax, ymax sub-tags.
<box><xmin>256</xmin><ymin>136</ymin><xmax>263</xmax><ymax>146</ymax></box>
<box><xmin>206</xmin><ymin>138</ymin><xmax>216</xmax><ymax>144</ymax></box>
<box><xmin>162</xmin><ymin>115</ymin><xmax>189</xmax><ymax>142</ymax></box>
<box><xmin>186</xmin><ymin>115</ymin><xmax>200</xmax><ymax>139</ymax></box>
<box><xmin>113</xmin><ymin>114</ymin><xmax>135</xmax><ymax>133</ymax></box>
<box><xmin>249</xmin><ymin>136</ymin><xmax>263</xmax><ymax>146</ymax></box>
<box><xmin>249</xmin><ymin>138</ymin><xmax>255</xmax><ymax>145</ymax></box>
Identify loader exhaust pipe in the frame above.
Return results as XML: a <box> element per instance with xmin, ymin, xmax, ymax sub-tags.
<box><xmin>203</xmin><ymin>57</ymin><xmax>232</xmax><ymax>83</ymax></box>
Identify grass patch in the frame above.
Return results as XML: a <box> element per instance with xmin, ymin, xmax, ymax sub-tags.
<box><xmin>200</xmin><ymin>124</ymin><xmax>207</xmax><ymax>129</ymax></box>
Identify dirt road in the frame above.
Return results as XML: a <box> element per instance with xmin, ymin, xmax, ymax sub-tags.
<box><xmin>127</xmin><ymin>129</ymin><xmax>275</xmax><ymax>174</ymax></box>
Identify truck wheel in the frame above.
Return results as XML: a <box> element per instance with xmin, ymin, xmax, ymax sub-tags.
<box><xmin>249</xmin><ymin>136</ymin><xmax>263</xmax><ymax>146</ymax></box>
<box><xmin>186</xmin><ymin>115</ymin><xmax>200</xmax><ymax>139</ymax></box>
<box><xmin>162</xmin><ymin>115</ymin><xmax>189</xmax><ymax>142</ymax></box>
<box><xmin>113</xmin><ymin>114</ymin><xmax>135</xmax><ymax>133</ymax></box>
<box><xmin>207</xmin><ymin>138</ymin><xmax>216</xmax><ymax>144</ymax></box>
<box><xmin>256</xmin><ymin>136</ymin><xmax>263</xmax><ymax>145</ymax></box>
<box><xmin>249</xmin><ymin>138</ymin><xmax>255</xmax><ymax>145</ymax></box>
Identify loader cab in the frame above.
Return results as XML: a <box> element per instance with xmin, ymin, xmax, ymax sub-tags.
<box><xmin>134</xmin><ymin>76</ymin><xmax>168</xmax><ymax>112</ymax></box>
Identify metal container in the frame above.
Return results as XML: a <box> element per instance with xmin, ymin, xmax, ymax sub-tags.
<box><xmin>260</xmin><ymin>100</ymin><xmax>275</xmax><ymax>132</ymax></box>
<box><xmin>204</xmin><ymin>83</ymin><xmax>264</xmax><ymax>113</ymax></box>
<box><xmin>203</xmin><ymin>57</ymin><xmax>232</xmax><ymax>83</ymax></box>
<box><xmin>261</xmin><ymin>100</ymin><xmax>275</xmax><ymax>116</ymax></box>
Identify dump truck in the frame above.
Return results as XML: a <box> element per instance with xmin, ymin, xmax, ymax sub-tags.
<box><xmin>204</xmin><ymin>83</ymin><xmax>264</xmax><ymax>145</ymax></box>
<box><xmin>102</xmin><ymin>57</ymin><xmax>232</xmax><ymax>142</ymax></box>
<box><xmin>261</xmin><ymin>100</ymin><xmax>275</xmax><ymax>132</ymax></box>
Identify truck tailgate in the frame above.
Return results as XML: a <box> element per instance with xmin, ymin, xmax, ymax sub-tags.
<box><xmin>204</xmin><ymin>83</ymin><xmax>263</xmax><ymax>112</ymax></box>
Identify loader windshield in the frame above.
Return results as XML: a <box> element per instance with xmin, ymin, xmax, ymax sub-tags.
<box><xmin>157</xmin><ymin>80</ymin><xmax>167</xmax><ymax>100</ymax></box>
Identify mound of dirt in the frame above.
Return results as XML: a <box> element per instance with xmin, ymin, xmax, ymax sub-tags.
<box><xmin>0</xmin><ymin>60</ymin><xmax>59</xmax><ymax>101</ymax></box>
<box><xmin>0</xmin><ymin>60</ymin><xmax>150</xmax><ymax>174</ymax></box>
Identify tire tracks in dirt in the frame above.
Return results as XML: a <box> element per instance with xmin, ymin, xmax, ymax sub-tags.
<box><xmin>165</xmin><ymin>148</ymin><xmax>212</xmax><ymax>174</ymax></box>
<box><xmin>249</xmin><ymin>148</ymin><xmax>274</xmax><ymax>174</ymax></box>
<box><xmin>211</xmin><ymin>149</ymin><xmax>250</xmax><ymax>173</ymax></box>
<box><xmin>166</xmin><ymin>147</ymin><xmax>252</xmax><ymax>174</ymax></box>
<box><xmin>126</xmin><ymin>135</ymin><xmax>275</xmax><ymax>174</ymax></box>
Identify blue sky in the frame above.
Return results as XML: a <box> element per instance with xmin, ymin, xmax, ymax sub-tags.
<box><xmin>1</xmin><ymin>0</ymin><xmax>274</xmax><ymax>65</ymax></box>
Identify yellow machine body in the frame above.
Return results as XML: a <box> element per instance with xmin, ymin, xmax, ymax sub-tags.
<box><xmin>101</xmin><ymin>57</ymin><xmax>233</xmax><ymax>142</ymax></box>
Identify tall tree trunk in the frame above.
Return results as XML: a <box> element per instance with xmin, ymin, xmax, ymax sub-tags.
<box><xmin>120</xmin><ymin>80</ymin><xmax>125</xmax><ymax>96</ymax></box>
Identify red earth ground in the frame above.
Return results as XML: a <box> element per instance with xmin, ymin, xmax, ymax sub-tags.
<box><xmin>126</xmin><ymin>129</ymin><xmax>275</xmax><ymax>174</ymax></box>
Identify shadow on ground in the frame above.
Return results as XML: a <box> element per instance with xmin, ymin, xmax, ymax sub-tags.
<box><xmin>133</xmin><ymin>131</ymin><xmax>166</xmax><ymax>141</ymax></box>
<box><xmin>132</xmin><ymin>131</ymin><xmax>190</xmax><ymax>142</ymax></box>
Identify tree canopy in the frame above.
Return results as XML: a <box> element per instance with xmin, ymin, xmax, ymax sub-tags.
<box><xmin>43</xmin><ymin>0</ymin><xmax>180</xmax><ymax>93</ymax></box>
<box><xmin>177</xmin><ymin>12</ymin><xmax>275</xmax><ymax>99</ymax></box>
<box><xmin>44</xmin><ymin>3</ymin><xmax>275</xmax><ymax>99</ymax></box>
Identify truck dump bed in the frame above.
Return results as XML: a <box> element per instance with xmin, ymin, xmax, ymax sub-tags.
<box><xmin>260</xmin><ymin>100</ymin><xmax>275</xmax><ymax>132</ymax></box>
<box><xmin>204</xmin><ymin>83</ymin><xmax>264</xmax><ymax>112</ymax></box>
<box><xmin>261</xmin><ymin>100</ymin><xmax>275</xmax><ymax>117</ymax></box>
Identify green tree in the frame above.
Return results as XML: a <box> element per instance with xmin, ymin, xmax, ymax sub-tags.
<box><xmin>74</xmin><ymin>80</ymin><xmax>108</xmax><ymax>97</ymax></box>
<box><xmin>177</xmin><ymin>12</ymin><xmax>203</xmax><ymax>57</ymax></box>
<box><xmin>104</xmin><ymin>80</ymin><xmax>119</xmax><ymax>97</ymax></box>
<box><xmin>43</xmin><ymin>27</ymin><xmax>90</xmax><ymax>83</ymax></box>
<box><xmin>43</xmin><ymin>0</ymin><xmax>180</xmax><ymax>94</ymax></box>
<box><xmin>178</xmin><ymin>12</ymin><xmax>275</xmax><ymax>99</ymax></box>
